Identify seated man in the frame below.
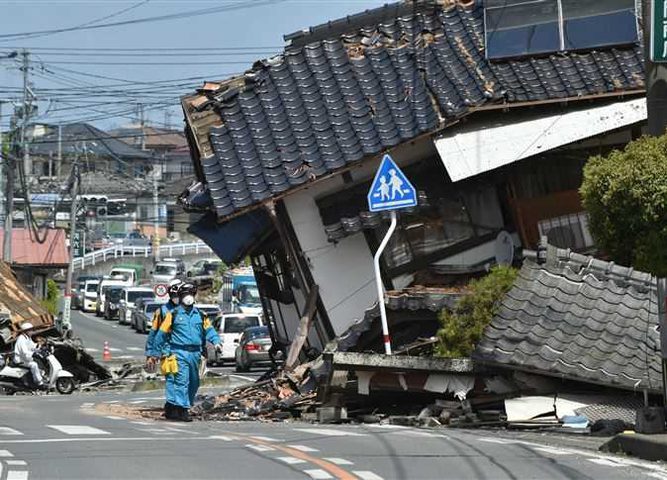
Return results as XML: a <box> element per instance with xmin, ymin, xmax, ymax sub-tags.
<box><xmin>14</xmin><ymin>323</ymin><xmax>45</xmax><ymax>389</ymax></box>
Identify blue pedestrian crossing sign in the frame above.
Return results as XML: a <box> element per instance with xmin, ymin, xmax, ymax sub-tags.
<box><xmin>367</xmin><ymin>154</ymin><xmax>417</xmax><ymax>212</ymax></box>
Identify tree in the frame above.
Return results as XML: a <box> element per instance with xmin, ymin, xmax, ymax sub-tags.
<box><xmin>436</xmin><ymin>265</ymin><xmax>517</xmax><ymax>358</ymax></box>
<box><xmin>580</xmin><ymin>134</ymin><xmax>667</xmax><ymax>276</ymax></box>
<box><xmin>41</xmin><ymin>279</ymin><xmax>60</xmax><ymax>315</ymax></box>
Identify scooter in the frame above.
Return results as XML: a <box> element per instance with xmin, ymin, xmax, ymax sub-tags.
<box><xmin>0</xmin><ymin>343</ymin><xmax>76</xmax><ymax>395</ymax></box>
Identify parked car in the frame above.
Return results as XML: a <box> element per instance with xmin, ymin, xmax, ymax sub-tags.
<box><xmin>206</xmin><ymin>313</ymin><xmax>262</xmax><ymax>365</ymax></box>
<box><xmin>118</xmin><ymin>287</ymin><xmax>155</xmax><ymax>325</ymax></box>
<box><xmin>234</xmin><ymin>326</ymin><xmax>273</xmax><ymax>372</ymax></box>
<box><xmin>131</xmin><ymin>299</ymin><xmax>163</xmax><ymax>333</ymax></box>
<box><xmin>72</xmin><ymin>275</ymin><xmax>97</xmax><ymax>310</ymax></box>
<box><xmin>161</xmin><ymin>257</ymin><xmax>186</xmax><ymax>274</ymax></box>
<box><xmin>81</xmin><ymin>278</ymin><xmax>101</xmax><ymax>313</ymax></box>
<box><xmin>104</xmin><ymin>286</ymin><xmax>124</xmax><ymax>320</ymax></box>
<box><xmin>123</xmin><ymin>231</ymin><xmax>150</xmax><ymax>249</ymax></box>
<box><xmin>187</xmin><ymin>258</ymin><xmax>222</xmax><ymax>277</ymax></box>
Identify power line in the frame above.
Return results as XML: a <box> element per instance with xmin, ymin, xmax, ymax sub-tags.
<box><xmin>0</xmin><ymin>0</ymin><xmax>287</xmax><ymax>41</ymax></box>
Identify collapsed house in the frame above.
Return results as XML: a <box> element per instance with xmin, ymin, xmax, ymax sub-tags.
<box><xmin>178</xmin><ymin>0</ymin><xmax>646</xmax><ymax>366</ymax></box>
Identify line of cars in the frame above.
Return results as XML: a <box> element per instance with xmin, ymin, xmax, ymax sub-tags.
<box><xmin>71</xmin><ymin>265</ymin><xmax>274</xmax><ymax>372</ymax></box>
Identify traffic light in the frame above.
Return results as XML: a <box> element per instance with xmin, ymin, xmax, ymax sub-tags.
<box><xmin>107</xmin><ymin>199</ymin><xmax>127</xmax><ymax>216</ymax></box>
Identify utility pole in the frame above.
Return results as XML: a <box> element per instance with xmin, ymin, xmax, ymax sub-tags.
<box><xmin>62</xmin><ymin>159</ymin><xmax>80</xmax><ymax>335</ymax></box>
<box><xmin>56</xmin><ymin>123</ymin><xmax>62</xmax><ymax>178</ymax></box>
<box><xmin>138</xmin><ymin>103</ymin><xmax>146</xmax><ymax>151</ymax></box>
<box><xmin>0</xmin><ymin>100</ymin><xmax>4</xmax><ymax>231</ymax></box>
<box><xmin>153</xmin><ymin>167</ymin><xmax>160</xmax><ymax>261</ymax></box>
<box><xmin>20</xmin><ymin>50</ymin><xmax>31</xmax><ymax>179</ymax></box>
<box><xmin>3</xmin><ymin>112</ymin><xmax>16</xmax><ymax>263</ymax></box>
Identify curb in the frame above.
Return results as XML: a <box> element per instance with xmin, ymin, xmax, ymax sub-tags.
<box><xmin>600</xmin><ymin>433</ymin><xmax>667</xmax><ymax>461</ymax></box>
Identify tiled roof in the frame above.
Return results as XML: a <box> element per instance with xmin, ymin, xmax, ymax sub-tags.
<box><xmin>474</xmin><ymin>245</ymin><xmax>661</xmax><ymax>393</ymax></box>
<box><xmin>181</xmin><ymin>1</ymin><xmax>644</xmax><ymax>220</ymax></box>
<box><xmin>0</xmin><ymin>229</ymin><xmax>68</xmax><ymax>267</ymax></box>
<box><xmin>0</xmin><ymin>261</ymin><xmax>53</xmax><ymax>334</ymax></box>
<box><xmin>30</xmin><ymin>123</ymin><xmax>153</xmax><ymax>159</ymax></box>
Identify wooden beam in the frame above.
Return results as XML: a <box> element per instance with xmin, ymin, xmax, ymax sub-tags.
<box><xmin>285</xmin><ymin>284</ymin><xmax>320</xmax><ymax>371</ymax></box>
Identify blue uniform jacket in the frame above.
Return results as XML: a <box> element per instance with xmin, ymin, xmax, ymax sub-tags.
<box><xmin>145</xmin><ymin>301</ymin><xmax>177</xmax><ymax>358</ymax></box>
<box><xmin>153</xmin><ymin>305</ymin><xmax>220</xmax><ymax>356</ymax></box>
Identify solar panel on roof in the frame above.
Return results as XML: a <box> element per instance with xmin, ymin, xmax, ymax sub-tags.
<box><xmin>485</xmin><ymin>0</ymin><xmax>638</xmax><ymax>60</ymax></box>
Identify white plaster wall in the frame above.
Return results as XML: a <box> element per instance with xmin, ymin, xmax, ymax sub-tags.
<box><xmin>285</xmin><ymin>188</ymin><xmax>377</xmax><ymax>336</ymax></box>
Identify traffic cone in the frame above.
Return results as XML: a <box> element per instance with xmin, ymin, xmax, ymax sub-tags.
<box><xmin>103</xmin><ymin>341</ymin><xmax>112</xmax><ymax>362</ymax></box>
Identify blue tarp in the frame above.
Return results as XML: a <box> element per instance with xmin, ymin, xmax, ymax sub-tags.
<box><xmin>187</xmin><ymin>210</ymin><xmax>270</xmax><ymax>264</ymax></box>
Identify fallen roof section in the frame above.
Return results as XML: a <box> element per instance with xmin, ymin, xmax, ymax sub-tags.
<box><xmin>0</xmin><ymin>261</ymin><xmax>54</xmax><ymax>343</ymax></box>
<box><xmin>473</xmin><ymin>244</ymin><xmax>661</xmax><ymax>393</ymax></box>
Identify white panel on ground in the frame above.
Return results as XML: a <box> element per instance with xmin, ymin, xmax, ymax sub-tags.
<box><xmin>434</xmin><ymin>98</ymin><xmax>646</xmax><ymax>182</ymax></box>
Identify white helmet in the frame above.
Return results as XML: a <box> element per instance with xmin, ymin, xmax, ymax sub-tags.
<box><xmin>168</xmin><ymin>278</ymin><xmax>183</xmax><ymax>288</ymax></box>
<box><xmin>20</xmin><ymin>322</ymin><xmax>33</xmax><ymax>332</ymax></box>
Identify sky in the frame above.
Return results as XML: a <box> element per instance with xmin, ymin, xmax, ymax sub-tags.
<box><xmin>0</xmin><ymin>0</ymin><xmax>388</xmax><ymax>133</ymax></box>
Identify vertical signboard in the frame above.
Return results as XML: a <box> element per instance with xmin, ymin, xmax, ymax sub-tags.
<box><xmin>652</xmin><ymin>0</ymin><xmax>667</xmax><ymax>62</ymax></box>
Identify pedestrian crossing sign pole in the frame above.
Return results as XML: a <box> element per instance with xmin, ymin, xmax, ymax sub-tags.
<box><xmin>367</xmin><ymin>154</ymin><xmax>417</xmax><ymax>355</ymax></box>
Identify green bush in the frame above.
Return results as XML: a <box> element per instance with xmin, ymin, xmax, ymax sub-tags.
<box><xmin>211</xmin><ymin>262</ymin><xmax>229</xmax><ymax>294</ymax></box>
<box><xmin>436</xmin><ymin>265</ymin><xmax>518</xmax><ymax>358</ymax></box>
<box><xmin>580</xmin><ymin>134</ymin><xmax>667</xmax><ymax>276</ymax></box>
<box><xmin>41</xmin><ymin>279</ymin><xmax>60</xmax><ymax>315</ymax></box>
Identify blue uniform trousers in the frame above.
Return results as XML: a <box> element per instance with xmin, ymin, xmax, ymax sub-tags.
<box><xmin>165</xmin><ymin>348</ymin><xmax>201</xmax><ymax>408</ymax></box>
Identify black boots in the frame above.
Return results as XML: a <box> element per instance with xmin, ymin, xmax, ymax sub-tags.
<box><xmin>164</xmin><ymin>403</ymin><xmax>192</xmax><ymax>422</ymax></box>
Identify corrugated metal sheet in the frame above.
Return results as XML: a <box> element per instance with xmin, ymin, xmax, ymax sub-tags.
<box><xmin>434</xmin><ymin>98</ymin><xmax>647</xmax><ymax>182</ymax></box>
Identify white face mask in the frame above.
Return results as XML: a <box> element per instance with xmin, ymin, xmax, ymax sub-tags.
<box><xmin>170</xmin><ymin>296</ymin><xmax>180</xmax><ymax>305</ymax></box>
<box><xmin>182</xmin><ymin>295</ymin><xmax>195</xmax><ymax>306</ymax></box>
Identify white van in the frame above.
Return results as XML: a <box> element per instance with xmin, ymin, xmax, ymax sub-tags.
<box><xmin>118</xmin><ymin>286</ymin><xmax>155</xmax><ymax>325</ymax></box>
<box><xmin>95</xmin><ymin>275</ymin><xmax>133</xmax><ymax>317</ymax></box>
<box><xmin>82</xmin><ymin>279</ymin><xmax>100</xmax><ymax>313</ymax></box>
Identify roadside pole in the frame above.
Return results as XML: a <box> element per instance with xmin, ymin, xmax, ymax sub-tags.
<box><xmin>645</xmin><ymin>0</ymin><xmax>667</xmax><ymax>408</ymax></box>
<box><xmin>367</xmin><ymin>154</ymin><xmax>418</xmax><ymax>355</ymax></box>
<box><xmin>62</xmin><ymin>161</ymin><xmax>80</xmax><ymax>335</ymax></box>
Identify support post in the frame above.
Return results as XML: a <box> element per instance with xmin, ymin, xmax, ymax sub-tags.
<box><xmin>63</xmin><ymin>162</ymin><xmax>80</xmax><ymax>335</ymax></box>
<box><xmin>373</xmin><ymin>210</ymin><xmax>397</xmax><ymax>355</ymax></box>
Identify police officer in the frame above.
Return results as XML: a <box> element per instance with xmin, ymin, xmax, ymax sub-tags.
<box><xmin>153</xmin><ymin>283</ymin><xmax>222</xmax><ymax>421</ymax></box>
<box><xmin>145</xmin><ymin>278</ymin><xmax>183</xmax><ymax>418</ymax></box>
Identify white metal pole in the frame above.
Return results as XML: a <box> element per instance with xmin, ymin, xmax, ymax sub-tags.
<box><xmin>373</xmin><ymin>210</ymin><xmax>397</xmax><ymax>355</ymax></box>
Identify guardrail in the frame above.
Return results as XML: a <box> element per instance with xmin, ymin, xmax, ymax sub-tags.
<box><xmin>72</xmin><ymin>241</ymin><xmax>213</xmax><ymax>271</ymax></box>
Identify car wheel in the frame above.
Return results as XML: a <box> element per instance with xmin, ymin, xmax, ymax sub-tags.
<box><xmin>56</xmin><ymin>377</ymin><xmax>76</xmax><ymax>395</ymax></box>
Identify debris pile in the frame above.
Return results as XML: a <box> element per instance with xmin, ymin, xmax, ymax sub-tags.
<box><xmin>192</xmin><ymin>364</ymin><xmax>319</xmax><ymax>421</ymax></box>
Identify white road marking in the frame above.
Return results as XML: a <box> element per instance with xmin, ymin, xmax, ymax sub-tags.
<box><xmin>533</xmin><ymin>446</ymin><xmax>570</xmax><ymax>456</ymax></box>
<box><xmin>353</xmin><ymin>471</ymin><xmax>384</xmax><ymax>480</ymax></box>
<box><xmin>209</xmin><ymin>435</ymin><xmax>235</xmax><ymax>441</ymax></box>
<box><xmin>85</xmin><ymin>348</ymin><xmax>99</xmax><ymax>353</ymax></box>
<box><xmin>104</xmin><ymin>416</ymin><xmax>124</xmax><ymax>421</ymax></box>
<box><xmin>294</xmin><ymin>428</ymin><xmax>366</xmax><ymax>437</ymax></box>
<box><xmin>126</xmin><ymin>347</ymin><xmax>143</xmax><ymax>351</ymax></box>
<box><xmin>287</xmin><ymin>445</ymin><xmax>319</xmax><ymax>452</ymax></box>
<box><xmin>250</xmin><ymin>436</ymin><xmax>279</xmax><ymax>442</ymax></box>
<box><xmin>6</xmin><ymin>460</ymin><xmax>26</xmax><ymax>466</ymax></box>
<box><xmin>46</xmin><ymin>425</ymin><xmax>111</xmax><ymax>435</ymax></box>
<box><xmin>477</xmin><ymin>437</ymin><xmax>518</xmax><ymax>445</ymax></box>
<box><xmin>164</xmin><ymin>427</ymin><xmax>198</xmax><ymax>435</ymax></box>
<box><xmin>246</xmin><ymin>444</ymin><xmax>274</xmax><ymax>452</ymax></box>
<box><xmin>108</xmin><ymin>348</ymin><xmax>122</xmax><ymax>352</ymax></box>
<box><xmin>131</xmin><ymin>421</ymin><xmax>152</xmax><ymax>426</ymax></box>
<box><xmin>324</xmin><ymin>458</ymin><xmax>353</xmax><ymax>466</ymax></box>
<box><xmin>304</xmin><ymin>469</ymin><xmax>333</xmax><ymax>479</ymax></box>
<box><xmin>80</xmin><ymin>403</ymin><xmax>94</xmax><ymax>409</ymax></box>
<box><xmin>104</xmin><ymin>400</ymin><xmax>120</xmax><ymax>404</ymax></box>
<box><xmin>0</xmin><ymin>428</ymin><xmax>23</xmax><ymax>436</ymax></box>
<box><xmin>128</xmin><ymin>400</ymin><xmax>147</xmax><ymax>404</ymax></box>
<box><xmin>588</xmin><ymin>458</ymin><xmax>621</xmax><ymax>467</ymax></box>
<box><xmin>394</xmin><ymin>430</ymin><xmax>440</xmax><ymax>438</ymax></box>
<box><xmin>6</xmin><ymin>471</ymin><xmax>28</xmax><ymax>480</ymax></box>
<box><xmin>0</xmin><ymin>450</ymin><xmax>14</xmax><ymax>457</ymax></box>
<box><xmin>136</xmin><ymin>428</ymin><xmax>172</xmax><ymax>434</ymax></box>
<box><xmin>365</xmin><ymin>424</ymin><xmax>407</xmax><ymax>430</ymax></box>
<box><xmin>277</xmin><ymin>456</ymin><xmax>306</xmax><ymax>465</ymax></box>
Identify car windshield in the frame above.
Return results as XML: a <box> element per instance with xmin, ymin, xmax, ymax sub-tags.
<box><xmin>86</xmin><ymin>283</ymin><xmax>98</xmax><ymax>292</ymax></box>
<box><xmin>223</xmin><ymin>316</ymin><xmax>260</xmax><ymax>334</ymax></box>
<box><xmin>245</xmin><ymin>326</ymin><xmax>270</xmax><ymax>341</ymax></box>
<box><xmin>110</xmin><ymin>271</ymin><xmax>131</xmax><ymax>281</ymax></box>
<box><xmin>238</xmin><ymin>285</ymin><xmax>260</xmax><ymax>304</ymax></box>
<box><xmin>127</xmin><ymin>291</ymin><xmax>153</xmax><ymax>303</ymax></box>
<box><xmin>155</xmin><ymin>265</ymin><xmax>176</xmax><ymax>275</ymax></box>
<box><xmin>145</xmin><ymin>303</ymin><xmax>160</xmax><ymax>314</ymax></box>
<box><xmin>108</xmin><ymin>288</ymin><xmax>123</xmax><ymax>301</ymax></box>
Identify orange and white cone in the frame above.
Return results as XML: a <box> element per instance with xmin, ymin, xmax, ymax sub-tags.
<box><xmin>103</xmin><ymin>341</ymin><xmax>112</xmax><ymax>362</ymax></box>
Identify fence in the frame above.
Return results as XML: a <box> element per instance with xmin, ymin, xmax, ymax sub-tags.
<box><xmin>72</xmin><ymin>241</ymin><xmax>212</xmax><ymax>271</ymax></box>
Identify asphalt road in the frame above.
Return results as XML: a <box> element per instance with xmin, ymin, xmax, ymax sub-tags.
<box><xmin>1</xmin><ymin>392</ymin><xmax>666</xmax><ymax>480</ymax></box>
<box><xmin>70</xmin><ymin>310</ymin><xmax>147</xmax><ymax>361</ymax></box>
